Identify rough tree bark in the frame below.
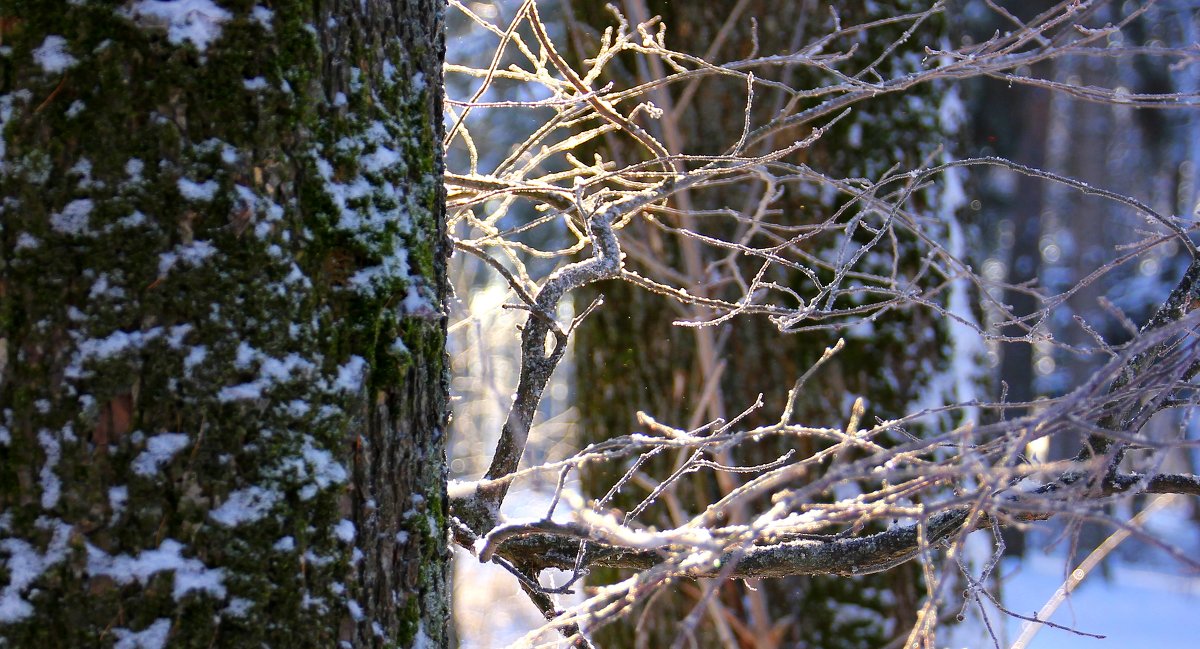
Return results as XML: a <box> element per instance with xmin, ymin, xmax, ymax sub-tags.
<box><xmin>0</xmin><ymin>1</ymin><xmax>448</xmax><ymax>647</ymax></box>
<box><xmin>568</xmin><ymin>2</ymin><xmax>969</xmax><ymax>646</ymax></box>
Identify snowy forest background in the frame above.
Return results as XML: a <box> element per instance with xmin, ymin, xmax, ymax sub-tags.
<box><xmin>2</xmin><ymin>0</ymin><xmax>1199</xmax><ymax>647</ymax></box>
<box><xmin>443</xmin><ymin>1</ymin><xmax>1200</xmax><ymax>647</ymax></box>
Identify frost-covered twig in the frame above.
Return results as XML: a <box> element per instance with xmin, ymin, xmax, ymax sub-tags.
<box><xmin>442</xmin><ymin>0</ymin><xmax>1200</xmax><ymax>643</ymax></box>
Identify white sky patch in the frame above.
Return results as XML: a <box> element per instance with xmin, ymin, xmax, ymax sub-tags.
<box><xmin>938</xmin><ymin>157</ymin><xmax>985</xmax><ymax>420</ymax></box>
<box><xmin>0</xmin><ymin>520</ymin><xmax>72</xmax><ymax>623</ymax></box>
<box><xmin>939</xmin><ymin>85</ymin><xmax>966</xmax><ymax>135</ymax></box>
<box><xmin>127</xmin><ymin>0</ymin><xmax>232</xmax><ymax>52</ymax></box>
<box><xmin>933</xmin><ymin>51</ymin><xmax>976</xmax><ymax>417</ymax></box>
<box><xmin>846</xmin><ymin>122</ymin><xmax>862</xmax><ymax>148</ymax></box>
<box><xmin>131</xmin><ymin>433</ymin><xmax>191</xmax><ymax>476</ymax></box>
<box><xmin>49</xmin><ymin>198</ymin><xmax>94</xmax><ymax>235</ymax></box>
<box><xmin>87</xmin><ymin>539</ymin><xmax>226</xmax><ymax>601</ymax></box>
<box><xmin>209</xmin><ymin>486</ymin><xmax>280</xmax><ymax>527</ymax></box>
<box><xmin>242</xmin><ymin>76</ymin><xmax>269</xmax><ymax>91</ymax></box>
<box><xmin>32</xmin><ymin>35</ymin><xmax>78</xmax><ymax>74</ymax></box>
<box><xmin>113</xmin><ymin>618</ymin><xmax>172</xmax><ymax>649</ymax></box>
<box><xmin>177</xmin><ymin>177</ymin><xmax>219</xmax><ymax>201</ymax></box>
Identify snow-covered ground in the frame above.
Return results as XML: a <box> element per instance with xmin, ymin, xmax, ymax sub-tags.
<box><xmin>997</xmin><ymin>551</ymin><xmax>1200</xmax><ymax>648</ymax></box>
<box><xmin>453</xmin><ymin>486</ymin><xmax>581</xmax><ymax>649</ymax></box>
<box><xmin>948</xmin><ymin>498</ymin><xmax>1200</xmax><ymax>649</ymax></box>
<box><xmin>456</xmin><ymin>499</ymin><xmax>1200</xmax><ymax>648</ymax></box>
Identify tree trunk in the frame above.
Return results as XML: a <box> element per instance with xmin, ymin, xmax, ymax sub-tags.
<box><xmin>0</xmin><ymin>2</ymin><xmax>448</xmax><ymax>647</ymax></box>
<box><xmin>569</xmin><ymin>2</ymin><xmax>968</xmax><ymax>646</ymax></box>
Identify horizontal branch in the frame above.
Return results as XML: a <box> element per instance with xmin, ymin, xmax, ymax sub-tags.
<box><xmin>482</xmin><ymin>472</ymin><xmax>1200</xmax><ymax>580</ymax></box>
<box><xmin>488</xmin><ymin>509</ymin><xmax>970</xmax><ymax>579</ymax></box>
<box><xmin>1107</xmin><ymin>472</ymin><xmax>1200</xmax><ymax>496</ymax></box>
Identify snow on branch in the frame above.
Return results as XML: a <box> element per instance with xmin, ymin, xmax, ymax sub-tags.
<box><xmin>443</xmin><ymin>0</ymin><xmax>1200</xmax><ymax>644</ymax></box>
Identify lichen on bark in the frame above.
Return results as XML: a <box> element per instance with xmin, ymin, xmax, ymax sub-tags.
<box><xmin>0</xmin><ymin>1</ymin><xmax>448</xmax><ymax>647</ymax></box>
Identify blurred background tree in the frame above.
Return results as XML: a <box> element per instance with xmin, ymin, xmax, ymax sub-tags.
<box><xmin>565</xmin><ymin>2</ymin><xmax>978</xmax><ymax>647</ymax></box>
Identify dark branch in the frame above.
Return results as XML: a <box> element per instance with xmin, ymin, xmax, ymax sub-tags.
<box><xmin>485</xmin><ymin>472</ymin><xmax>1200</xmax><ymax>579</ymax></box>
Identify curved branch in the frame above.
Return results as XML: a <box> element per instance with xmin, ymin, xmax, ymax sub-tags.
<box><xmin>455</xmin><ymin>196</ymin><xmax>627</xmax><ymax>535</ymax></box>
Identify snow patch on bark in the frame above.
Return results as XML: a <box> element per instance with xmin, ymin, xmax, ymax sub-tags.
<box><xmin>131</xmin><ymin>433</ymin><xmax>191</xmax><ymax>476</ymax></box>
<box><xmin>334</xmin><ymin>519</ymin><xmax>356</xmax><ymax>543</ymax></box>
<box><xmin>112</xmin><ymin>618</ymin><xmax>172</xmax><ymax>649</ymax></box>
<box><xmin>177</xmin><ymin>177</ymin><xmax>219</xmax><ymax>202</ymax></box>
<box><xmin>87</xmin><ymin>539</ymin><xmax>226</xmax><ymax>601</ymax></box>
<box><xmin>333</xmin><ymin>355</ymin><xmax>367</xmax><ymax>392</ymax></box>
<box><xmin>32</xmin><ymin>36</ymin><xmax>78</xmax><ymax>74</ymax></box>
<box><xmin>0</xmin><ymin>520</ymin><xmax>71</xmax><ymax>623</ymax></box>
<box><xmin>125</xmin><ymin>0</ymin><xmax>232</xmax><ymax>53</ymax></box>
<box><xmin>157</xmin><ymin>240</ymin><xmax>217</xmax><ymax>277</ymax></box>
<box><xmin>37</xmin><ymin>430</ymin><xmax>62</xmax><ymax>509</ymax></box>
<box><xmin>209</xmin><ymin>486</ymin><xmax>281</xmax><ymax>527</ymax></box>
<box><xmin>217</xmin><ymin>348</ymin><xmax>318</xmax><ymax>402</ymax></box>
<box><xmin>49</xmin><ymin>198</ymin><xmax>94</xmax><ymax>235</ymax></box>
<box><xmin>281</xmin><ymin>438</ymin><xmax>348</xmax><ymax>501</ymax></box>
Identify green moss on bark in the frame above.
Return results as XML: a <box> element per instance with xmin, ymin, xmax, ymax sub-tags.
<box><xmin>0</xmin><ymin>1</ymin><xmax>448</xmax><ymax>647</ymax></box>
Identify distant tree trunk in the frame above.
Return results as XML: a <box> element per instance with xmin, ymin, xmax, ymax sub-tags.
<box><xmin>0</xmin><ymin>2</ymin><xmax>448</xmax><ymax>647</ymax></box>
<box><xmin>971</xmin><ymin>1</ymin><xmax>1198</xmax><ymax>554</ymax></box>
<box><xmin>569</xmin><ymin>1</ymin><xmax>968</xmax><ymax>646</ymax></box>
<box><xmin>974</xmin><ymin>56</ymin><xmax>1051</xmax><ymax>559</ymax></box>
